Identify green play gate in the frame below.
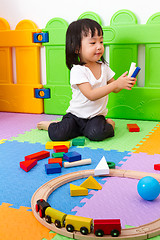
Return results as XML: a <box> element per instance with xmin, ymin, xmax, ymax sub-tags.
<box><xmin>43</xmin><ymin>10</ymin><xmax>160</xmax><ymax>121</ymax></box>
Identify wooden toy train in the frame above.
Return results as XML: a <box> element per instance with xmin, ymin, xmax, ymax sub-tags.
<box><xmin>36</xmin><ymin>199</ymin><xmax>121</xmax><ymax>237</ymax></box>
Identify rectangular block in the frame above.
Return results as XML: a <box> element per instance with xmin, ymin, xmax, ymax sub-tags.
<box><xmin>154</xmin><ymin>164</ymin><xmax>160</xmax><ymax>170</ymax></box>
<box><xmin>52</xmin><ymin>152</ymin><xmax>65</xmax><ymax>159</ymax></box>
<box><xmin>53</xmin><ymin>145</ymin><xmax>68</xmax><ymax>153</ymax></box>
<box><xmin>25</xmin><ymin>150</ymin><xmax>50</xmax><ymax>161</ymax></box>
<box><xmin>45</xmin><ymin>163</ymin><xmax>61</xmax><ymax>174</ymax></box>
<box><xmin>127</xmin><ymin>124</ymin><xmax>140</xmax><ymax>132</ymax></box>
<box><xmin>72</xmin><ymin>138</ymin><xmax>85</xmax><ymax>146</ymax></box>
<box><xmin>63</xmin><ymin>152</ymin><xmax>81</xmax><ymax>162</ymax></box>
<box><xmin>48</xmin><ymin>158</ymin><xmax>62</xmax><ymax>167</ymax></box>
<box><xmin>45</xmin><ymin>141</ymin><xmax>70</xmax><ymax>149</ymax></box>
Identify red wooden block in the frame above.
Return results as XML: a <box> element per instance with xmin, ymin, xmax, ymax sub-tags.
<box><xmin>20</xmin><ymin>159</ymin><xmax>37</xmax><ymax>172</ymax></box>
<box><xmin>127</xmin><ymin>124</ymin><xmax>140</xmax><ymax>132</ymax></box>
<box><xmin>48</xmin><ymin>158</ymin><xmax>62</xmax><ymax>167</ymax></box>
<box><xmin>154</xmin><ymin>164</ymin><xmax>160</xmax><ymax>170</ymax></box>
<box><xmin>25</xmin><ymin>150</ymin><xmax>50</xmax><ymax>161</ymax></box>
<box><xmin>53</xmin><ymin>145</ymin><xmax>68</xmax><ymax>153</ymax></box>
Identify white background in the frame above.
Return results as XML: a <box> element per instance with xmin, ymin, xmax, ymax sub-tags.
<box><xmin>0</xmin><ymin>0</ymin><xmax>160</xmax><ymax>84</ymax></box>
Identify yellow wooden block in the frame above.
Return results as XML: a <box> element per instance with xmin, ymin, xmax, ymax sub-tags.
<box><xmin>80</xmin><ymin>176</ymin><xmax>102</xmax><ymax>190</ymax></box>
<box><xmin>70</xmin><ymin>184</ymin><xmax>88</xmax><ymax>196</ymax></box>
<box><xmin>45</xmin><ymin>141</ymin><xmax>70</xmax><ymax>149</ymax></box>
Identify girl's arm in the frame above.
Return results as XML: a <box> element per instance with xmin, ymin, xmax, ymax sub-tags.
<box><xmin>77</xmin><ymin>71</ymin><xmax>136</xmax><ymax>101</ymax></box>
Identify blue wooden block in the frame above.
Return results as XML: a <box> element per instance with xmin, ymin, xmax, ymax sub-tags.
<box><xmin>63</xmin><ymin>151</ymin><xmax>81</xmax><ymax>162</ymax></box>
<box><xmin>131</xmin><ymin>67</ymin><xmax>141</xmax><ymax>78</ymax></box>
<box><xmin>33</xmin><ymin>32</ymin><xmax>49</xmax><ymax>43</ymax></box>
<box><xmin>45</xmin><ymin>163</ymin><xmax>61</xmax><ymax>174</ymax></box>
<box><xmin>34</xmin><ymin>88</ymin><xmax>50</xmax><ymax>99</ymax></box>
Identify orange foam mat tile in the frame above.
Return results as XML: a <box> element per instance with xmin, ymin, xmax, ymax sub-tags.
<box><xmin>0</xmin><ymin>203</ymin><xmax>56</xmax><ymax>240</ymax></box>
<box><xmin>132</xmin><ymin>123</ymin><xmax>160</xmax><ymax>155</ymax></box>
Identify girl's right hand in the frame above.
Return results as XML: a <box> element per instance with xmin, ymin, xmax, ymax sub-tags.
<box><xmin>116</xmin><ymin>71</ymin><xmax>136</xmax><ymax>90</ymax></box>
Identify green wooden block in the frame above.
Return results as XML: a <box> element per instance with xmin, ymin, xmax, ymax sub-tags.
<box><xmin>52</xmin><ymin>152</ymin><xmax>65</xmax><ymax>159</ymax></box>
<box><xmin>72</xmin><ymin>138</ymin><xmax>85</xmax><ymax>146</ymax></box>
<box><xmin>107</xmin><ymin>161</ymin><xmax>115</xmax><ymax>169</ymax></box>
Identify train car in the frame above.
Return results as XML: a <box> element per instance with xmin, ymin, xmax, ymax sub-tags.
<box><xmin>45</xmin><ymin>207</ymin><xmax>67</xmax><ymax>228</ymax></box>
<box><xmin>36</xmin><ymin>199</ymin><xmax>51</xmax><ymax>218</ymax></box>
<box><xmin>94</xmin><ymin>219</ymin><xmax>121</xmax><ymax>237</ymax></box>
<box><xmin>65</xmin><ymin>214</ymin><xmax>93</xmax><ymax>235</ymax></box>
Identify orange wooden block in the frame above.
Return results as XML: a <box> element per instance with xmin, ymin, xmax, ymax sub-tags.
<box><xmin>127</xmin><ymin>124</ymin><xmax>140</xmax><ymax>132</ymax></box>
<box><xmin>48</xmin><ymin>158</ymin><xmax>62</xmax><ymax>167</ymax></box>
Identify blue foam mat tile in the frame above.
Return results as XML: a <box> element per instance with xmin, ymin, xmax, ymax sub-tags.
<box><xmin>0</xmin><ymin>141</ymin><xmax>130</xmax><ymax>213</ymax></box>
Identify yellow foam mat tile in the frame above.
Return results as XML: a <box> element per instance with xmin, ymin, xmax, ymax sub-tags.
<box><xmin>0</xmin><ymin>203</ymin><xmax>56</xmax><ymax>240</ymax></box>
<box><xmin>0</xmin><ymin>139</ymin><xmax>7</xmax><ymax>144</ymax></box>
<box><xmin>132</xmin><ymin>123</ymin><xmax>160</xmax><ymax>155</ymax></box>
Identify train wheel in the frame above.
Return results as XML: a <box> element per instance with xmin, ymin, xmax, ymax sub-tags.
<box><xmin>111</xmin><ymin>229</ymin><xmax>120</xmax><ymax>237</ymax></box>
<box><xmin>45</xmin><ymin>215</ymin><xmax>51</xmax><ymax>223</ymax></box>
<box><xmin>66</xmin><ymin>224</ymin><xmax>74</xmax><ymax>232</ymax></box>
<box><xmin>95</xmin><ymin>229</ymin><xmax>104</xmax><ymax>237</ymax></box>
<box><xmin>55</xmin><ymin>220</ymin><xmax>61</xmax><ymax>228</ymax></box>
<box><xmin>35</xmin><ymin>204</ymin><xmax>39</xmax><ymax>212</ymax></box>
<box><xmin>80</xmin><ymin>227</ymin><xmax>88</xmax><ymax>235</ymax></box>
<box><xmin>39</xmin><ymin>209</ymin><xmax>43</xmax><ymax>218</ymax></box>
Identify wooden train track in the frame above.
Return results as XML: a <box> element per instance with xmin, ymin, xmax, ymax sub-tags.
<box><xmin>31</xmin><ymin>169</ymin><xmax>160</xmax><ymax>239</ymax></box>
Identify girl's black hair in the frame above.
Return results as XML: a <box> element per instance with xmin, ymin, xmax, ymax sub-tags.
<box><xmin>66</xmin><ymin>18</ymin><xmax>106</xmax><ymax>70</ymax></box>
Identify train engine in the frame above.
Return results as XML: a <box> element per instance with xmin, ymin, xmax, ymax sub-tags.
<box><xmin>36</xmin><ymin>199</ymin><xmax>50</xmax><ymax>218</ymax></box>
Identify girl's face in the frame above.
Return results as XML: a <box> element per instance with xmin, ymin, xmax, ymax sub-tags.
<box><xmin>79</xmin><ymin>29</ymin><xmax>104</xmax><ymax>65</ymax></box>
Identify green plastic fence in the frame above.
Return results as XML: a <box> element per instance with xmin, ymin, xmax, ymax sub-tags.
<box><xmin>43</xmin><ymin>10</ymin><xmax>160</xmax><ymax>121</ymax></box>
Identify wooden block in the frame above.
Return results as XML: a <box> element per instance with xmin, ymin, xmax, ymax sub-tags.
<box><xmin>94</xmin><ymin>156</ymin><xmax>109</xmax><ymax>176</ymax></box>
<box><xmin>63</xmin><ymin>151</ymin><xmax>81</xmax><ymax>162</ymax></box>
<box><xmin>72</xmin><ymin>138</ymin><xmax>85</xmax><ymax>146</ymax></box>
<box><xmin>25</xmin><ymin>150</ymin><xmax>50</xmax><ymax>161</ymax></box>
<box><xmin>53</xmin><ymin>145</ymin><xmax>68</xmax><ymax>153</ymax></box>
<box><xmin>63</xmin><ymin>158</ymin><xmax>91</xmax><ymax>168</ymax></box>
<box><xmin>45</xmin><ymin>163</ymin><xmax>61</xmax><ymax>174</ymax></box>
<box><xmin>70</xmin><ymin>184</ymin><xmax>88</xmax><ymax>196</ymax></box>
<box><xmin>80</xmin><ymin>176</ymin><xmax>102</xmax><ymax>190</ymax></box>
<box><xmin>127</xmin><ymin>124</ymin><xmax>140</xmax><ymax>132</ymax></box>
<box><xmin>20</xmin><ymin>159</ymin><xmax>37</xmax><ymax>172</ymax></box>
<box><xmin>45</xmin><ymin>141</ymin><xmax>70</xmax><ymax>149</ymax></box>
<box><xmin>48</xmin><ymin>158</ymin><xmax>62</xmax><ymax>167</ymax></box>
<box><xmin>154</xmin><ymin>164</ymin><xmax>160</xmax><ymax>170</ymax></box>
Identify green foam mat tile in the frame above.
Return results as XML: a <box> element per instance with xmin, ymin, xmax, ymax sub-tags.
<box><xmin>78</xmin><ymin>119</ymin><xmax>159</xmax><ymax>152</ymax></box>
<box><xmin>9</xmin><ymin>119</ymin><xmax>158</xmax><ymax>152</ymax></box>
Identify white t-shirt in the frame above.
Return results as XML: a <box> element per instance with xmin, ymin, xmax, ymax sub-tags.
<box><xmin>66</xmin><ymin>62</ymin><xmax>115</xmax><ymax>119</ymax></box>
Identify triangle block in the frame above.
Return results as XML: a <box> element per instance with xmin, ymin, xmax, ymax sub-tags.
<box><xmin>20</xmin><ymin>159</ymin><xmax>37</xmax><ymax>172</ymax></box>
<box><xmin>94</xmin><ymin>156</ymin><xmax>109</xmax><ymax>176</ymax></box>
<box><xmin>80</xmin><ymin>176</ymin><xmax>102</xmax><ymax>190</ymax></box>
<box><xmin>70</xmin><ymin>184</ymin><xmax>88</xmax><ymax>196</ymax></box>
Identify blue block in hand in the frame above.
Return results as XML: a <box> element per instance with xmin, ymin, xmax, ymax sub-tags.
<box><xmin>131</xmin><ymin>67</ymin><xmax>141</xmax><ymax>78</ymax></box>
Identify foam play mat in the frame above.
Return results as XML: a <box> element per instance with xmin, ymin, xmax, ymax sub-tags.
<box><xmin>0</xmin><ymin>111</ymin><xmax>160</xmax><ymax>240</ymax></box>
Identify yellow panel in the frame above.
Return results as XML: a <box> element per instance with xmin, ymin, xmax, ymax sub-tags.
<box><xmin>0</xmin><ymin>47</ymin><xmax>13</xmax><ymax>83</ymax></box>
<box><xmin>0</xmin><ymin>84</ymin><xmax>43</xmax><ymax>113</ymax></box>
<box><xmin>16</xmin><ymin>47</ymin><xmax>40</xmax><ymax>84</ymax></box>
<box><xmin>0</xmin><ymin>30</ymin><xmax>41</xmax><ymax>47</ymax></box>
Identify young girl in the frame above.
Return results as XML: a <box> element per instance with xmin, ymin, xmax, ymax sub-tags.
<box><xmin>37</xmin><ymin>18</ymin><xmax>136</xmax><ymax>141</ymax></box>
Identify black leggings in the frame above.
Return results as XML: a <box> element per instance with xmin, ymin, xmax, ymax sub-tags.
<box><xmin>48</xmin><ymin>113</ymin><xmax>114</xmax><ymax>141</ymax></box>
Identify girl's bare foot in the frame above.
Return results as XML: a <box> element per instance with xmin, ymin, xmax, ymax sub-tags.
<box><xmin>37</xmin><ymin>121</ymin><xmax>58</xmax><ymax>131</ymax></box>
<box><xmin>106</xmin><ymin>118</ymin><xmax>115</xmax><ymax>130</ymax></box>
